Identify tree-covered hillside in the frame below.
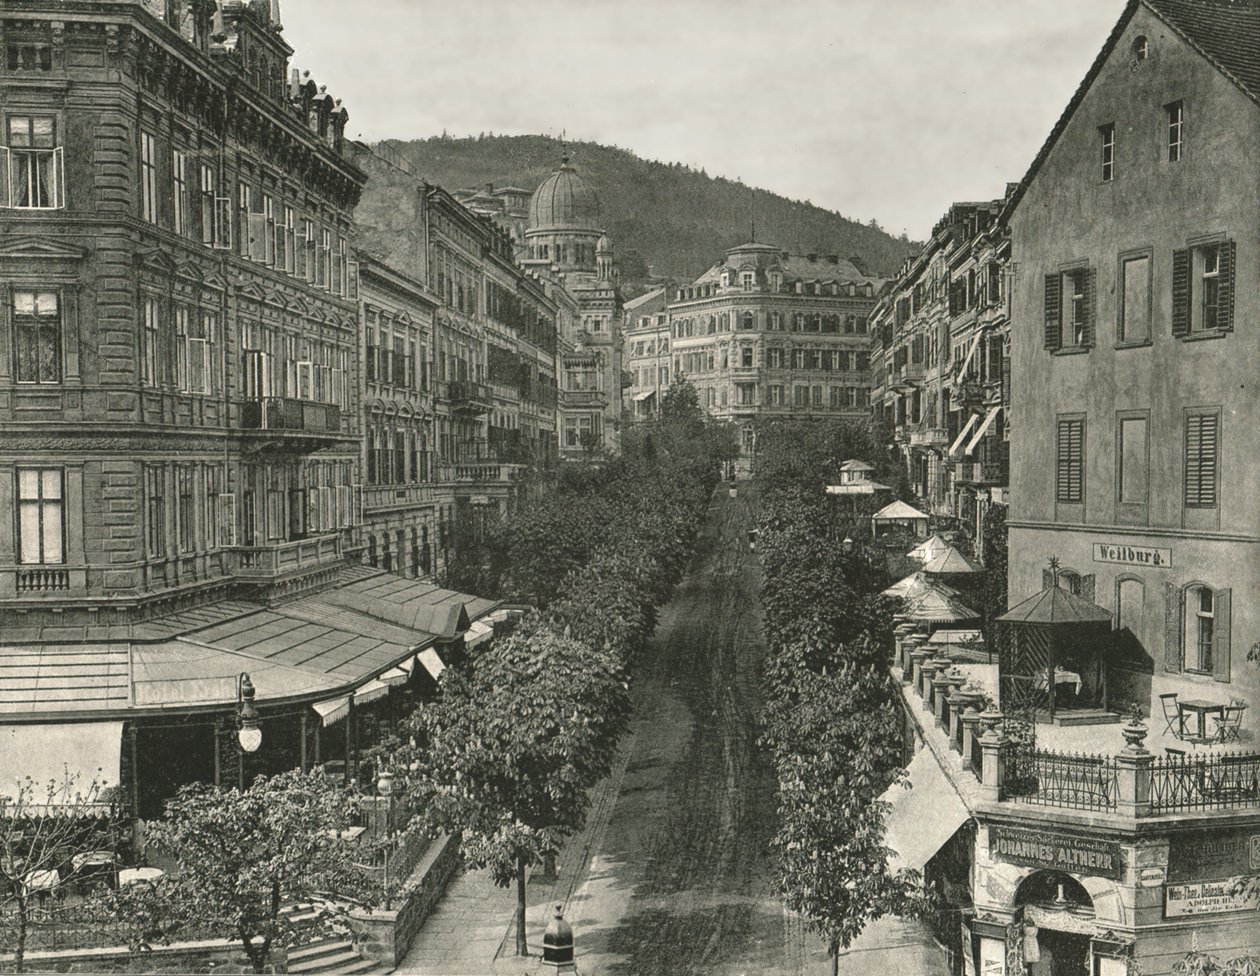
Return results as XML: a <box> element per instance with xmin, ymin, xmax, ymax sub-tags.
<box><xmin>375</xmin><ymin>134</ymin><xmax>918</xmax><ymax>285</ymax></box>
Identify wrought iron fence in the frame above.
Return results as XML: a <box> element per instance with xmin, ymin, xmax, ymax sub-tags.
<box><xmin>1003</xmin><ymin>748</ymin><xmax>1118</xmax><ymax>812</ymax></box>
<box><xmin>1150</xmin><ymin>751</ymin><xmax>1260</xmax><ymax>813</ymax></box>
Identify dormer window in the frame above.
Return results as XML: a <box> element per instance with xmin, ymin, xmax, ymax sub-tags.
<box><xmin>741</xmin><ymin>272</ymin><xmax>754</xmax><ymax>292</ymax></box>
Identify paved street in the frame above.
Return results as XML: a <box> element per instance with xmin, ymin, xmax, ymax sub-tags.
<box><xmin>399</xmin><ymin>487</ymin><xmax>945</xmax><ymax>975</ymax></box>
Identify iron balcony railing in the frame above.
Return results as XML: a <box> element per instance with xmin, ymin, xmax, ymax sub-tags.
<box><xmin>1150</xmin><ymin>752</ymin><xmax>1260</xmax><ymax>813</ymax></box>
<box><xmin>1002</xmin><ymin>748</ymin><xmax>1118</xmax><ymax>812</ymax></box>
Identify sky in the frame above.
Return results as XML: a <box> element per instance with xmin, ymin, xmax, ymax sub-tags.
<box><xmin>281</xmin><ymin>0</ymin><xmax>1125</xmax><ymax>241</ymax></box>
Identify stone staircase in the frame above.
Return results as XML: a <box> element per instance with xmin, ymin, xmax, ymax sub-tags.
<box><xmin>281</xmin><ymin>902</ymin><xmax>391</xmax><ymax>975</ymax></box>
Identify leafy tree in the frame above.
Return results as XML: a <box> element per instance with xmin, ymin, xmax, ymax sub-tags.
<box><xmin>145</xmin><ymin>770</ymin><xmax>371</xmax><ymax>974</ymax></box>
<box><xmin>0</xmin><ymin>774</ymin><xmax>123</xmax><ymax>973</ymax></box>
<box><xmin>401</xmin><ymin>622</ymin><xmax>631</xmax><ymax>956</ymax></box>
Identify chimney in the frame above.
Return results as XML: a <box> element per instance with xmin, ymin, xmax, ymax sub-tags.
<box><xmin>485</xmin><ymin>182</ymin><xmax>494</xmax><ymax>194</ymax></box>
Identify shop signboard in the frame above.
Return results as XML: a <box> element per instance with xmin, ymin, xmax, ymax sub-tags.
<box><xmin>1165</xmin><ymin>877</ymin><xmax>1260</xmax><ymax>918</ymax></box>
<box><xmin>1091</xmin><ymin>542</ymin><xmax>1171</xmax><ymax>568</ymax></box>
<box><xmin>989</xmin><ymin>825</ymin><xmax>1122</xmax><ymax>880</ymax></box>
<box><xmin>1167</xmin><ymin>829</ymin><xmax>1260</xmax><ymax>882</ymax></box>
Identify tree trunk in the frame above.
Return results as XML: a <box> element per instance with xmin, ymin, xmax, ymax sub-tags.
<box><xmin>832</xmin><ymin>939</ymin><xmax>840</xmax><ymax>976</ymax></box>
<box><xmin>14</xmin><ymin>895</ymin><xmax>27</xmax><ymax>974</ymax></box>
<box><xmin>515</xmin><ymin>857</ymin><xmax>528</xmax><ymax>957</ymax></box>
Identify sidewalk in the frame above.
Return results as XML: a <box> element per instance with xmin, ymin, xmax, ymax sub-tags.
<box><xmin>394</xmin><ymin>724</ymin><xmax>635</xmax><ymax>974</ymax></box>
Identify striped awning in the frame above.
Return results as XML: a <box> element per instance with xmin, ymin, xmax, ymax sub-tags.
<box><xmin>353</xmin><ymin>679</ymin><xmax>388</xmax><ymax>705</ymax></box>
<box><xmin>312</xmin><ymin>696</ymin><xmax>350</xmax><ymax>727</ymax></box>
<box><xmin>965</xmin><ymin>406</ymin><xmax>1002</xmax><ymax>455</ymax></box>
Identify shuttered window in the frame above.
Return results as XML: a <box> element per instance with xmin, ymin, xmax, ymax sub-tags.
<box><xmin>1044</xmin><ymin>268</ymin><xmax>1093</xmax><ymax>349</ymax></box>
<box><xmin>1173</xmin><ymin>241</ymin><xmax>1235</xmax><ymax>336</ymax></box>
<box><xmin>1183</xmin><ymin>412</ymin><xmax>1218</xmax><ymax>508</ymax></box>
<box><xmin>1056</xmin><ymin>416</ymin><xmax>1084</xmax><ymax>503</ymax></box>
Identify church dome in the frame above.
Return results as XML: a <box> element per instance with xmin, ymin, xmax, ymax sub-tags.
<box><xmin>529</xmin><ymin>155</ymin><xmax>601</xmax><ymax>231</ymax></box>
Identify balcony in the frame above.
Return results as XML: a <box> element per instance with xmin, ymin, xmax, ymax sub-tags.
<box><xmin>434</xmin><ymin>462</ymin><xmax>525</xmax><ymax>484</ymax></box>
<box><xmin>364</xmin><ymin>484</ymin><xmax>439</xmax><ymax>513</ymax></box>
<box><xmin>238</xmin><ymin>398</ymin><xmax>345</xmax><ymax>444</ymax></box>
<box><xmin>230</xmin><ymin>533</ymin><xmax>342</xmax><ymax>580</ymax></box>
<box><xmin>15</xmin><ymin>566</ymin><xmax>70</xmax><ymax>593</ymax></box>
<box><xmin>436</xmin><ymin>380</ymin><xmax>492</xmax><ymax>414</ymax></box>
<box><xmin>954</xmin><ymin>459</ymin><xmax>1008</xmax><ymax>485</ymax></box>
<box><xmin>909</xmin><ymin>426</ymin><xmax>949</xmax><ymax>448</ymax></box>
<box><xmin>560</xmin><ymin>388</ymin><xmax>607</xmax><ymax>408</ymax></box>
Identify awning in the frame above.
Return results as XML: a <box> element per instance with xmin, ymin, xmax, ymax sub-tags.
<box><xmin>312</xmin><ymin>696</ymin><xmax>350</xmax><ymax>727</ymax></box>
<box><xmin>948</xmin><ymin>414</ymin><xmax>979</xmax><ymax>457</ymax></box>
<box><xmin>879</xmin><ymin>747</ymin><xmax>970</xmax><ymax>869</ymax></box>
<box><xmin>417</xmin><ymin>648</ymin><xmax>446</xmax><ymax>680</ymax></box>
<box><xmin>632</xmin><ymin>390</ymin><xmax>656</xmax><ymax>402</ymax></box>
<box><xmin>353</xmin><ymin>679</ymin><xmax>389</xmax><ymax>705</ymax></box>
<box><xmin>464</xmin><ymin>621</ymin><xmax>493</xmax><ymax>649</ymax></box>
<box><xmin>398</xmin><ymin>656</ymin><xmax>416</xmax><ymax>676</ymax></box>
<box><xmin>0</xmin><ymin>721</ymin><xmax>125</xmax><ymax>798</ymax></box>
<box><xmin>965</xmin><ymin>406</ymin><xmax>1001</xmax><ymax>456</ymax></box>
<box><xmin>955</xmin><ymin>332</ymin><xmax>982</xmax><ymax>385</ymax></box>
<box><xmin>379</xmin><ymin>667</ymin><xmax>409</xmax><ymax>686</ymax></box>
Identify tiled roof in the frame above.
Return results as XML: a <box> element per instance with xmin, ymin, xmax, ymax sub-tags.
<box><xmin>1006</xmin><ymin>0</ymin><xmax>1260</xmax><ymax>220</ymax></box>
<box><xmin>1147</xmin><ymin>0</ymin><xmax>1260</xmax><ymax>102</ymax></box>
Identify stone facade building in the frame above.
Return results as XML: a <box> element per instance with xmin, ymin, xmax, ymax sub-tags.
<box><xmin>622</xmin><ymin>286</ymin><xmax>672</xmax><ymax>419</ymax></box>
<box><xmin>670</xmin><ymin>241</ymin><xmax>882</xmax><ymax>469</ymax></box>
<box><xmin>869</xmin><ymin>200</ymin><xmax>1010</xmax><ymax>548</ymax></box>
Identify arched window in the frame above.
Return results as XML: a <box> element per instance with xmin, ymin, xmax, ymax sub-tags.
<box><xmin>1116</xmin><ymin>576</ymin><xmax>1144</xmax><ymax>636</ymax></box>
<box><xmin>1184</xmin><ymin>584</ymin><xmax>1215</xmax><ymax>673</ymax></box>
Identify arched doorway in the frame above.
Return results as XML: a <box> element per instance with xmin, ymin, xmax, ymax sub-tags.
<box><xmin>1014</xmin><ymin>871</ymin><xmax>1095</xmax><ymax>976</ymax></box>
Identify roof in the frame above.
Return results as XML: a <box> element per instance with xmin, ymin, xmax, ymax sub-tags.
<box><xmin>0</xmin><ymin>571</ymin><xmax>499</xmax><ymax>719</ymax></box>
<box><xmin>873</xmin><ymin>500</ymin><xmax>930</xmax><ymax>521</ymax></box>
<box><xmin>907</xmin><ymin>534</ymin><xmax>953</xmax><ymax>562</ymax></box>
<box><xmin>528</xmin><ymin>155</ymin><xmax>601</xmax><ymax>232</ymax></box>
<box><xmin>623</xmin><ymin>287</ymin><xmax>667</xmax><ymax>313</ymax></box>
<box><xmin>840</xmin><ymin>459</ymin><xmax>875</xmax><ymax>472</ymax></box>
<box><xmin>996</xmin><ymin>585</ymin><xmax>1114</xmax><ymax>626</ymax></box>
<box><xmin>1005</xmin><ymin>0</ymin><xmax>1260</xmax><ymax>222</ymax></box>
<box><xmin>904</xmin><ymin>586</ymin><xmax>980</xmax><ymax>624</ymax></box>
<box><xmin>922</xmin><ymin>547</ymin><xmax>984</xmax><ymax>575</ymax></box>
<box><xmin>882</xmin><ymin>571</ymin><xmax>962</xmax><ymax>601</ymax></box>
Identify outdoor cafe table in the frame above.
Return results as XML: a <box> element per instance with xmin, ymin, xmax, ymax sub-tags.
<box><xmin>118</xmin><ymin>866</ymin><xmax>164</xmax><ymax>886</ymax></box>
<box><xmin>1177</xmin><ymin>699</ymin><xmax>1225</xmax><ymax>740</ymax></box>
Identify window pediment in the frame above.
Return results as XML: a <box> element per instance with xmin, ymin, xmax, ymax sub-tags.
<box><xmin>0</xmin><ymin>237</ymin><xmax>87</xmax><ymax>262</ymax></box>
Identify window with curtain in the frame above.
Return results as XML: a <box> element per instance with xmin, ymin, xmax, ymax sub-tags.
<box><xmin>17</xmin><ymin>468</ymin><xmax>63</xmax><ymax>564</ymax></box>
<box><xmin>13</xmin><ymin>290</ymin><xmax>61</xmax><ymax>384</ymax></box>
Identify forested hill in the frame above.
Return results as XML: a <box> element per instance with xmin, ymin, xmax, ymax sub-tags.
<box><xmin>375</xmin><ymin>134</ymin><xmax>919</xmax><ymax>285</ymax></box>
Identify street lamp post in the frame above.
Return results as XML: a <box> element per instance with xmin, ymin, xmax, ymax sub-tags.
<box><xmin>376</xmin><ymin>769</ymin><xmax>395</xmax><ymax>911</ymax></box>
<box><xmin>236</xmin><ymin>673</ymin><xmax>262</xmax><ymax>790</ymax></box>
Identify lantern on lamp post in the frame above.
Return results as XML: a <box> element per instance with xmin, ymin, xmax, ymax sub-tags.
<box><xmin>376</xmin><ymin>768</ymin><xmax>395</xmax><ymax>911</ymax></box>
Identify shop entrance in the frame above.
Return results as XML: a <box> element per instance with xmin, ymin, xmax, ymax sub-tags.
<box><xmin>1015</xmin><ymin>871</ymin><xmax>1096</xmax><ymax>976</ymax></box>
<box><xmin>1031</xmin><ymin>928</ymin><xmax>1090</xmax><ymax>976</ymax></box>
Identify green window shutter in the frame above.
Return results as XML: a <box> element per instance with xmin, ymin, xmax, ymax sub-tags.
<box><xmin>1056</xmin><ymin>418</ymin><xmax>1083</xmax><ymax>503</ymax></box>
<box><xmin>1213</xmin><ymin>588</ymin><xmax>1231</xmax><ymax>682</ymax></box>
<box><xmin>1164</xmin><ymin>581</ymin><xmax>1183</xmax><ymax>673</ymax></box>
<box><xmin>1044</xmin><ymin>273</ymin><xmax>1061</xmax><ymax>351</ymax></box>
<box><xmin>1218</xmin><ymin>240</ymin><xmax>1236</xmax><ymax>332</ymax></box>
<box><xmin>1171</xmin><ymin>248</ymin><xmax>1191</xmax><ymax>337</ymax></box>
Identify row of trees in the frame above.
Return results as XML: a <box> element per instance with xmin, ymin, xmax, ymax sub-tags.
<box><xmin>751</xmin><ymin>418</ymin><xmax>924</xmax><ymax>972</ymax></box>
<box><xmin>398</xmin><ymin>381</ymin><xmax>736</xmax><ymax>955</ymax></box>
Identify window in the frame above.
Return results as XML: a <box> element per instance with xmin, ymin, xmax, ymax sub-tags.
<box><xmin>737</xmin><ymin>383</ymin><xmax>754</xmax><ymax>406</ymax></box>
<box><xmin>1184</xmin><ymin>585</ymin><xmax>1215</xmax><ymax>673</ymax></box>
<box><xmin>142</xmin><ymin>297</ymin><xmax>160</xmax><ymax>387</ymax></box>
<box><xmin>17</xmin><ymin>469</ymin><xmax>63</xmax><ymax>564</ymax></box>
<box><xmin>1044</xmin><ymin>267</ymin><xmax>1093</xmax><ymax>350</ymax></box>
<box><xmin>1166</xmin><ymin>101</ymin><xmax>1184</xmax><ymax>162</ymax></box>
<box><xmin>337</xmin><ymin>237</ymin><xmax>348</xmax><ymax>296</ymax></box>
<box><xmin>1173</xmin><ymin>241</ymin><xmax>1235</xmax><ymax>336</ymax></box>
<box><xmin>741</xmin><ymin>272</ymin><xmax>754</xmax><ymax>292</ymax></box>
<box><xmin>741</xmin><ymin>346</ymin><xmax>753</xmax><ymax>367</ymax></box>
<box><xmin>318</xmin><ymin>228</ymin><xmax>332</xmax><ymax>289</ymax></box>
<box><xmin>262</xmin><ymin>193</ymin><xmax>276</xmax><ymax>266</ymax></box>
<box><xmin>769</xmin><ymin>312</ymin><xmax>782</xmax><ymax>332</ymax></box>
<box><xmin>299</xmin><ymin>219</ymin><xmax>315</xmax><ymax>280</ymax></box>
<box><xmin>205</xmin><ymin>466</ymin><xmax>222</xmax><ymax>550</ymax></box>
<box><xmin>280</xmin><ymin>205</ymin><xmax>294</xmax><ymax>273</ymax></box>
<box><xmin>1119</xmin><ymin>254</ymin><xmax>1150</xmax><ymax>343</ymax></box>
<box><xmin>140</xmin><ymin>131</ymin><xmax>158</xmax><ymax>222</ymax></box>
<box><xmin>792</xmin><ymin>348</ymin><xmax>805</xmax><ymax>370</ymax></box>
<box><xmin>237</xmin><ymin>182</ymin><xmax>252</xmax><ymax>258</ymax></box>
<box><xmin>793</xmin><ymin>385</ymin><xmax>808</xmax><ymax>407</ymax></box>
<box><xmin>177</xmin><ymin>465</ymin><xmax>195</xmax><ymax>553</ymax></box>
<box><xmin>1056</xmin><ymin>416</ymin><xmax>1084</xmax><ymax>503</ymax></box>
<box><xmin>145</xmin><ymin>465</ymin><xmax>165</xmax><ymax>558</ymax></box>
<box><xmin>1118</xmin><ymin>415</ymin><xmax>1148</xmax><ymax>505</ymax></box>
<box><xmin>769</xmin><ymin>384</ymin><xmax>783</xmax><ymax>406</ymax></box>
<box><xmin>1183</xmin><ymin>412</ymin><xmax>1218</xmax><ymax>508</ymax></box>
<box><xmin>13</xmin><ymin>290</ymin><xmax>60</xmax><ymax>384</ymax></box>
<box><xmin>199</xmin><ymin>162</ymin><xmax>216</xmax><ymax>246</ymax></box>
<box><xmin>172</xmin><ymin>149</ymin><xmax>189</xmax><ymax>236</ymax></box>
<box><xmin>768</xmin><ymin>347</ymin><xmax>783</xmax><ymax>368</ymax></box>
<box><xmin>5</xmin><ymin>115</ymin><xmax>63</xmax><ymax>209</ymax></box>
<box><xmin>742</xmin><ymin>311</ymin><xmax>755</xmax><ymax>330</ymax></box>
<box><xmin>1132</xmin><ymin>35</ymin><xmax>1150</xmax><ymax>61</ymax></box>
<box><xmin>1100</xmin><ymin>123</ymin><xmax>1115</xmax><ymax>181</ymax></box>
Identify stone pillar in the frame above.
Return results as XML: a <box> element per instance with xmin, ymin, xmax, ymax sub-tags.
<box><xmin>919</xmin><ymin>658</ymin><xmax>942</xmax><ymax>707</ymax></box>
<box><xmin>980</xmin><ymin>724</ymin><xmax>1006</xmax><ymax>803</ymax></box>
<box><xmin>1115</xmin><ymin>729</ymin><xmax>1152</xmax><ymax>819</ymax></box>
<box><xmin>932</xmin><ymin>675</ymin><xmax>955</xmax><ymax>728</ymax></box>
<box><xmin>961</xmin><ymin>707</ymin><xmax>983</xmax><ymax>771</ymax></box>
<box><xmin>908</xmin><ymin>644</ymin><xmax>931</xmax><ymax>691</ymax></box>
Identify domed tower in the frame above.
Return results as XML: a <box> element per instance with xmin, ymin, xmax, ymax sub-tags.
<box><xmin>525</xmin><ymin>154</ymin><xmax>603</xmax><ymax>276</ymax></box>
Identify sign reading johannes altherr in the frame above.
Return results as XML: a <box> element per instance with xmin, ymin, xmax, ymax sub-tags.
<box><xmin>990</xmin><ymin>826</ymin><xmax>1123</xmax><ymax>880</ymax></box>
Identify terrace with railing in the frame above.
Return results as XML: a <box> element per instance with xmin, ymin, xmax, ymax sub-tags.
<box><xmin>893</xmin><ymin>625</ymin><xmax>1260</xmax><ymax>819</ymax></box>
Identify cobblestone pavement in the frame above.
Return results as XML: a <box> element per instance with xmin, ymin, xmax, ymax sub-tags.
<box><xmin>397</xmin><ymin>487</ymin><xmax>946</xmax><ymax>976</ymax></box>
